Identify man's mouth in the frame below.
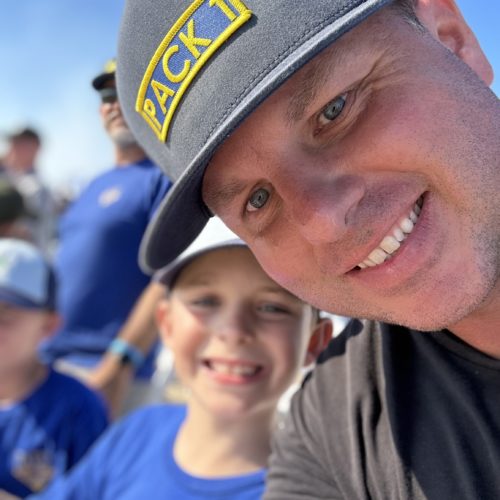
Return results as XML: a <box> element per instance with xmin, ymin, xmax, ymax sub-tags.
<box><xmin>203</xmin><ymin>359</ymin><xmax>263</xmax><ymax>378</ymax></box>
<box><xmin>356</xmin><ymin>195</ymin><xmax>424</xmax><ymax>269</ymax></box>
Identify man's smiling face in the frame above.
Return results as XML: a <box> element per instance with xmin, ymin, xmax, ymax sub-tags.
<box><xmin>202</xmin><ymin>6</ymin><xmax>500</xmax><ymax>331</ymax></box>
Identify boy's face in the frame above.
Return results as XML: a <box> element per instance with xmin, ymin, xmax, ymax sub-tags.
<box><xmin>202</xmin><ymin>5</ymin><xmax>500</xmax><ymax>332</ymax></box>
<box><xmin>0</xmin><ymin>303</ymin><xmax>56</xmax><ymax>371</ymax></box>
<box><xmin>157</xmin><ymin>247</ymin><xmax>319</xmax><ymax>420</ymax></box>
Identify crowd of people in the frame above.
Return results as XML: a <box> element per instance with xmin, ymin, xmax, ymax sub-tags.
<box><xmin>0</xmin><ymin>0</ymin><xmax>499</xmax><ymax>499</ymax></box>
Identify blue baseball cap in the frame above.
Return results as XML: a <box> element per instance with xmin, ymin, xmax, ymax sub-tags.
<box><xmin>117</xmin><ymin>0</ymin><xmax>393</xmax><ymax>273</ymax></box>
<box><xmin>0</xmin><ymin>239</ymin><xmax>56</xmax><ymax>310</ymax></box>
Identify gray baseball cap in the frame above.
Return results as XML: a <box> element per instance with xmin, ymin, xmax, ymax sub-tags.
<box><xmin>117</xmin><ymin>0</ymin><xmax>393</xmax><ymax>273</ymax></box>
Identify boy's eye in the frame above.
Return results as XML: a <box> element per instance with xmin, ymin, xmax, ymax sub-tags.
<box><xmin>246</xmin><ymin>188</ymin><xmax>270</xmax><ymax>212</ymax></box>
<box><xmin>258</xmin><ymin>303</ymin><xmax>290</xmax><ymax>315</ymax></box>
<box><xmin>318</xmin><ymin>94</ymin><xmax>347</xmax><ymax>127</ymax></box>
<box><xmin>191</xmin><ymin>296</ymin><xmax>219</xmax><ymax>308</ymax></box>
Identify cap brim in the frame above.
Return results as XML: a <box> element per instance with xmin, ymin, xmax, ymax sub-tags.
<box><xmin>0</xmin><ymin>288</ymin><xmax>46</xmax><ymax>310</ymax></box>
<box><xmin>157</xmin><ymin>238</ymin><xmax>246</xmax><ymax>289</ymax></box>
<box><xmin>140</xmin><ymin>164</ymin><xmax>210</xmax><ymax>273</ymax></box>
<box><xmin>128</xmin><ymin>0</ymin><xmax>393</xmax><ymax>273</ymax></box>
<box><xmin>92</xmin><ymin>73</ymin><xmax>115</xmax><ymax>90</ymax></box>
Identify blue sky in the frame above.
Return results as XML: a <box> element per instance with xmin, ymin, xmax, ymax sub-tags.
<box><xmin>0</xmin><ymin>0</ymin><xmax>498</xmax><ymax>191</ymax></box>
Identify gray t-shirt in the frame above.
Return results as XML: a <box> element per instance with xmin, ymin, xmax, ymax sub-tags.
<box><xmin>266</xmin><ymin>320</ymin><xmax>500</xmax><ymax>500</ymax></box>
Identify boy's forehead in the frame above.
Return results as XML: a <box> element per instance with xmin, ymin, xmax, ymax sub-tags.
<box><xmin>173</xmin><ymin>246</ymin><xmax>301</xmax><ymax>300</ymax></box>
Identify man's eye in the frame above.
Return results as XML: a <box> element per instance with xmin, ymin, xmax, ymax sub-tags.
<box><xmin>246</xmin><ymin>188</ymin><xmax>270</xmax><ymax>212</ymax></box>
<box><xmin>318</xmin><ymin>94</ymin><xmax>347</xmax><ymax>127</ymax></box>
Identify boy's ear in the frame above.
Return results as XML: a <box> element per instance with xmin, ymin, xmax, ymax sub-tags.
<box><xmin>156</xmin><ymin>299</ymin><xmax>173</xmax><ymax>346</ymax></box>
<box><xmin>415</xmin><ymin>0</ymin><xmax>493</xmax><ymax>84</ymax></box>
<box><xmin>304</xmin><ymin>317</ymin><xmax>333</xmax><ymax>366</ymax></box>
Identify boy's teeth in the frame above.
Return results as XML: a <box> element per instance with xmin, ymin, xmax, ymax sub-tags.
<box><xmin>357</xmin><ymin>197</ymin><xmax>423</xmax><ymax>269</ymax></box>
<box><xmin>209</xmin><ymin>361</ymin><xmax>259</xmax><ymax>376</ymax></box>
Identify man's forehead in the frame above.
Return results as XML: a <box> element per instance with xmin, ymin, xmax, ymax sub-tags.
<box><xmin>202</xmin><ymin>9</ymin><xmax>392</xmax><ymax>199</ymax></box>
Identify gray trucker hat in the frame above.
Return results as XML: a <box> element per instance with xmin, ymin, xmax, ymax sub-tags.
<box><xmin>117</xmin><ymin>0</ymin><xmax>393</xmax><ymax>272</ymax></box>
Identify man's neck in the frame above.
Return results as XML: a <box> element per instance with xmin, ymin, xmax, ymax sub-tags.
<box><xmin>449</xmin><ymin>285</ymin><xmax>500</xmax><ymax>358</ymax></box>
<box><xmin>114</xmin><ymin>145</ymin><xmax>147</xmax><ymax>167</ymax></box>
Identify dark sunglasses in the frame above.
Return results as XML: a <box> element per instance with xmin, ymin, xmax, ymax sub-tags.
<box><xmin>99</xmin><ymin>87</ymin><xmax>118</xmax><ymax>104</ymax></box>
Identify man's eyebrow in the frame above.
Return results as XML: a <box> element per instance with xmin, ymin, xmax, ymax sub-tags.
<box><xmin>203</xmin><ymin>178</ymin><xmax>248</xmax><ymax>212</ymax></box>
<box><xmin>286</xmin><ymin>44</ymin><xmax>346</xmax><ymax>123</ymax></box>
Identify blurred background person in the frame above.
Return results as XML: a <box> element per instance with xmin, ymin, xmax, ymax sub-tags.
<box><xmin>0</xmin><ymin>239</ymin><xmax>108</xmax><ymax>499</ymax></box>
<box><xmin>0</xmin><ymin>128</ymin><xmax>57</xmax><ymax>254</ymax></box>
<box><xmin>39</xmin><ymin>59</ymin><xmax>173</xmax><ymax>418</ymax></box>
<box><xmin>0</xmin><ymin>178</ymin><xmax>29</xmax><ymax>240</ymax></box>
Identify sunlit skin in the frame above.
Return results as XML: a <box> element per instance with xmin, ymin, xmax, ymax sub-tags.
<box><xmin>202</xmin><ymin>3</ymin><xmax>500</xmax><ymax>354</ymax></box>
<box><xmin>156</xmin><ymin>247</ymin><xmax>331</xmax><ymax>475</ymax></box>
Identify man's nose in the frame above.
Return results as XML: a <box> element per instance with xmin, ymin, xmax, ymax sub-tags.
<box><xmin>280</xmin><ymin>171</ymin><xmax>365</xmax><ymax>245</ymax></box>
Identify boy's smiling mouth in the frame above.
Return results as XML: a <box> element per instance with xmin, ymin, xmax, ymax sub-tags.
<box><xmin>202</xmin><ymin>358</ymin><xmax>263</xmax><ymax>381</ymax></box>
<box><xmin>356</xmin><ymin>195</ymin><xmax>424</xmax><ymax>270</ymax></box>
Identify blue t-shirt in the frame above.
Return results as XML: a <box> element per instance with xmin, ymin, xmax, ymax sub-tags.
<box><xmin>33</xmin><ymin>405</ymin><xmax>266</xmax><ymax>500</ymax></box>
<box><xmin>41</xmin><ymin>159</ymin><xmax>172</xmax><ymax>377</ymax></box>
<box><xmin>0</xmin><ymin>369</ymin><xmax>108</xmax><ymax>498</ymax></box>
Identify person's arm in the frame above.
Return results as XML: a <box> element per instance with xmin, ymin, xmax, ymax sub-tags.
<box><xmin>85</xmin><ymin>281</ymin><xmax>166</xmax><ymax>417</ymax></box>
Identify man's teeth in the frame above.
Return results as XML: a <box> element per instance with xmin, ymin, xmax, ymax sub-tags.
<box><xmin>208</xmin><ymin>361</ymin><xmax>260</xmax><ymax>377</ymax></box>
<box><xmin>358</xmin><ymin>198</ymin><xmax>422</xmax><ymax>269</ymax></box>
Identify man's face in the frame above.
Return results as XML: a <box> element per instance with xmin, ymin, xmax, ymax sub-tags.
<box><xmin>202</xmin><ymin>8</ymin><xmax>500</xmax><ymax>331</ymax></box>
<box><xmin>99</xmin><ymin>80</ymin><xmax>137</xmax><ymax>148</ymax></box>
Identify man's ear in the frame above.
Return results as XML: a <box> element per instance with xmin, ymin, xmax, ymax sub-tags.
<box><xmin>304</xmin><ymin>317</ymin><xmax>333</xmax><ymax>366</ymax></box>
<box><xmin>415</xmin><ymin>0</ymin><xmax>493</xmax><ymax>84</ymax></box>
<box><xmin>155</xmin><ymin>299</ymin><xmax>173</xmax><ymax>347</ymax></box>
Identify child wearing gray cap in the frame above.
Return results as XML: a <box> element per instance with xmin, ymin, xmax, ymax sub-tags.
<box><xmin>30</xmin><ymin>220</ymin><xmax>332</xmax><ymax>500</ymax></box>
<box><xmin>0</xmin><ymin>239</ymin><xmax>108</xmax><ymax>498</ymax></box>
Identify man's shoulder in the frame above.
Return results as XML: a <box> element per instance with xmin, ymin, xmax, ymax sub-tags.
<box><xmin>317</xmin><ymin>318</ymin><xmax>405</xmax><ymax>362</ymax></box>
<box><xmin>302</xmin><ymin>319</ymin><xmax>412</xmax><ymax>402</ymax></box>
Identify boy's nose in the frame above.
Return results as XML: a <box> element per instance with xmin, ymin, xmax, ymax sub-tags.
<box><xmin>214</xmin><ymin>309</ymin><xmax>254</xmax><ymax>346</ymax></box>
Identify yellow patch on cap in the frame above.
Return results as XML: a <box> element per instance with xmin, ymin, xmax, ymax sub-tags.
<box><xmin>136</xmin><ymin>0</ymin><xmax>252</xmax><ymax>142</ymax></box>
<box><xmin>104</xmin><ymin>58</ymin><xmax>117</xmax><ymax>74</ymax></box>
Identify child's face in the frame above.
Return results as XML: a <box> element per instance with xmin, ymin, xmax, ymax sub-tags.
<box><xmin>0</xmin><ymin>302</ymin><xmax>57</xmax><ymax>371</ymax></box>
<box><xmin>157</xmin><ymin>247</ymin><xmax>318</xmax><ymax>420</ymax></box>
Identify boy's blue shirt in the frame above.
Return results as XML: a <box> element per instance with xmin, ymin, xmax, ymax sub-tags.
<box><xmin>32</xmin><ymin>404</ymin><xmax>266</xmax><ymax>500</ymax></box>
<box><xmin>0</xmin><ymin>369</ymin><xmax>108</xmax><ymax>498</ymax></box>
